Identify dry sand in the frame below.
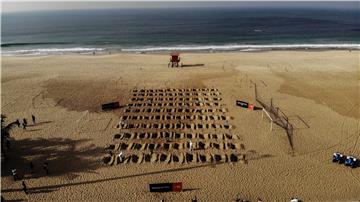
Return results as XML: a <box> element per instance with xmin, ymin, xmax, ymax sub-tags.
<box><xmin>1</xmin><ymin>51</ymin><xmax>359</xmax><ymax>201</ymax></box>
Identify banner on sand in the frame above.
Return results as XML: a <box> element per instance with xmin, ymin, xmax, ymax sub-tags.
<box><xmin>149</xmin><ymin>182</ymin><xmax>182</xmax><ymax>192</ymax></box>
<box><xmin>101</xmin><ymin>102</ymin><xmax>120</xmax><ymax>110</ymax></box>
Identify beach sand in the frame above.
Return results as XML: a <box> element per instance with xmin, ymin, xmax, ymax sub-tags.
<box><xmin>1</xmin><ymin>51</ymin><xmax>359</xmax><ymax>201</ymax></box>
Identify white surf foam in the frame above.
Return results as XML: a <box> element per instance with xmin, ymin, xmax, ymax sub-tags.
<box><xmin>2</xmin><ymin>44</ymin><xmax>359</xmax><ymax>56</ymax></box>
<box><xmin>1</xmin><ymin>47</ymin><xmax>105</xmax><ymax>56</ymax></box>
<box><xmin>121</xmin><ymin>44</ymin><xmax>360</xmax><ymax>52</ymax></box>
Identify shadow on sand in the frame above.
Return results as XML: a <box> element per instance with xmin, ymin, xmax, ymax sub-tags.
<box><xmin>2</xmin><ymin>162</ymin><xmax>222</xmax><ymax>194</ymax></box>
<box><xmin>181</xmin><ymin>64</ymin><xmax>205</xmax><ymax>67</ymax></box>
<box><xmin>1</xmin><ymin>138</ymin><xmax>103</xmax><ymax>181</ymax></box>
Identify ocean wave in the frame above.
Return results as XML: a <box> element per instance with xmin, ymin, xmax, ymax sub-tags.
<box><xmin>1</xmin><ymin>47</ymin><xmax>105</xmax><ymax>56</ymax></box>
<box><xmin>121</xmin><ymin>44</ymin><xmax>360</xmax><ymax>52</ymax></box>
<box><xmin>2</xmin><ymin>44</ymin><xmax>359</xmax><ymax>56</ymax></box>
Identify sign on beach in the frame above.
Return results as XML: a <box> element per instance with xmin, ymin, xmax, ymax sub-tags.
<box><xmin>236</xmin><ymin>100</ymin><xmax>262</xmax><ymax>110</ymax></box>
<box><xmin>149</xmin><ymin>182</ymin><xmax>182</xmax><ymax>192</ymax></box>
<box><xmin>101</xmin><ymin>102</ymin><xmax>120</xmax><ymax>110</ymax></box>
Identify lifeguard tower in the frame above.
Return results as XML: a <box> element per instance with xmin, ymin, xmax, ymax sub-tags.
<box><xmin>168</xmin><ymin>52</ymin><xmax>181</xmax><ymax>68</ymax></box>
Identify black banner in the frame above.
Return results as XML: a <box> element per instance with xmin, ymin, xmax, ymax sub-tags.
<box><xmin>149</xmin><ymin>182</ymin><xmax>182</xmax><ymax>192</ymax></box>
<box><xmin>101</xmin><ymin>102</ymin><xmax>120</xmax><ymax>110</ymax></box>
<box><xmin>236</xmin><ymin>100</ymin><xmax>249</xmax><ymax>108</ymax></box>
<box><xmin>149</xmin><ymin>183</ymin><xmax>172</xmax><ymax>192</ymax></box>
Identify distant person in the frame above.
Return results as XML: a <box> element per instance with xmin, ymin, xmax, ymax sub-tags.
<box><xmin>42</xmin><ymin>162</ymin><xmax>49</xmax><ymax>175</ymax></box>
<box><xmin>31</xmin><ymin>115</ymin><xmax>36</xmax><ymax>124</ymax></box>
<box><xmin>11</xmin><ymin>169</ymin><xmax>18</xmax><ymax>181</ymax></box>
<box><xmin>22</xmin><ymin>181</ymin><xmax>28</xmax><ymax>195</ymax></box>
<box><xmin>15</xmin><ymin>119</ymin><xmax>21</xmax><ymax>127</ymax></box>
<box><xmin>118</xmin><ymin>151</ymin><xmax>125</xmax><ymax>163</ymax></box>
<box><xmin>29</xmin><ymin>161</ymin><xmax>34</xmax><ymax>173</ymax></box>
<box><xmin>23</xmin><ymin>118</ymin><xmax>27</xmax><ymax>126</ymax></box>
<box><xmin>22</xmin><ymin>122</ymin><xmax>26</xmax><ymax>130</ymax></box>
<box><xmin>189</xmin><ymin>140</ymin><xmax>193</xmax><ymax>151</ymax></box>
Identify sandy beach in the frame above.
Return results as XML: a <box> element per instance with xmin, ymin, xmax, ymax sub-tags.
<box><xmin>1</xmin><ymin>51</ymin><xmax>359</xmax><ymax>201</ymax></box>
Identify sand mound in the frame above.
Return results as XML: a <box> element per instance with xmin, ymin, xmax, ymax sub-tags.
<box><xmin>172</xmin><ymin>153</ymin><xmax>184</xmax><ymax>164</ymax></box>
<box><xmin>185</xmin><ymin>153</ymin><xmax>197</xmax><ymax>163</ymax></box>
<box><xmin>230</xmin><ymin>154</ymin><xmax>238</xmax><ymax>162</ymax></box>
<box><xmin>173</xmin><ymin>143</ymin><xmax>183</xmax><ymax>150</ymax></box>
<box><xmin>150</xmin><ymin>153</ymin><xmax>158</xmax><ymax>163</ymax></box>
<box><xmin>144</xmin><ymin>153</ymin><xmax>151</xmax><ymax>162</ymax></box>
<box><xmin>159</xmin><ymin>153</ymin><xmax>171</xmax><ymax>163</ymax></box>
<box><xmin>163</xmin><ymin>143</ymin><xmax>171</xmax><ymax>151</ymax></box>
<box><xmin>103</xmin><ymin>155</ymin><xmax>115</xmax><ymax>165</ymax></box>
<box><xmin>106</xmin><ymin>144</ymin><xmax>116</xmax><ymax>150</ymax></box>
<box><xmin>213</xmin><ymin>154</ymin><xmax>222</xmax><ymax>163</ymax></box>
<box><xmin>198</xmin><ymin>154</ymin><xmax>207</xmax><ymax>163</ymax></box>
<box><xmin>114</xmin><ymin>134</ymin><xmax>122</xmax><ymax>139</ymax></box>
<box><xmin>119</xmin><ymin>143</ymin><xmax>129</xmax><ymax>150</ymax></box>
<box><xmin>130</xmin><ymin>154</ymin><xmax>143</xmax><ymax>163</ymax></box>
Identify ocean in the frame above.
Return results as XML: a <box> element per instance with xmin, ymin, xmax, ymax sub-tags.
<box><xmin>1</xmin><ymin>7</ymin><xmax>360</xmax><ymax>55</ymax></box>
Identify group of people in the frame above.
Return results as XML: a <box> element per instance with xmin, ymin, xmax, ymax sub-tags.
<box><xmin>15</xmin><ymin>114</ymin><xmax>37</xmax><ymax>130</ymax></box>
<box><xmin>11</xmin><ymin>161</ymin><xmax>50</xmax><ymax>195</ymax></box>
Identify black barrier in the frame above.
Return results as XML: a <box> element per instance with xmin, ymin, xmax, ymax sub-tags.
<box><xmin>236</xmin><ymin>100</ymin><xmax>249</xmax><ymax>108</ymax></box>
<box><xmin>149</xmin><ymin>183</ymin><xmax>172</xmax><ymax>192</ymax></box>
<box><xmin>149</xmin><ymin>182</ymin><xmax>182</xmax><ymax>192</ymax></box>
<box><xmin>236</xmin><ymin>100</ymin><xmax>262</xmax><ymax>110</ymax></box>
<box><xmin>253</xmin><ymin>106</ymin><xmax>263</xmax><ymax>110</ymax></box>
<box><xmin>101</xmin><ymin>102</ymin><xmax>120</xmax><ymax>110</ymax></box>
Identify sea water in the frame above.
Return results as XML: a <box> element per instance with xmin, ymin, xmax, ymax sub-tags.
<box><xmin>1</xmin><ymin>7</ymin><xmax>360</xmax><ymax>55</ymax></box>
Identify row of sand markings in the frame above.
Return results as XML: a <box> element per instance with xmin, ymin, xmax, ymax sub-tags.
<box><xmin>128</xmin><ymin>101</ymin><xmax>221</xmax><ymax>107</ymax></box>
<box><xmin>107</xmin><ymin>141</ymin><xmax>243</xmax><ymax>151</ymax></box>
<box><xmin>132</xmin><ymin>88</ymin><xmax>219</xmax><ymax>93</ymax></box>
<box><xmin>124</xmin><ymin>107</ymin><xmax>228</xmax><ymax>114</ymax></box>
<box><xmin>131</xmin><ymin>92</ymin><xmax>221</xmax><ymax>98</ymax></box>
<box><xmin>113</xmin><ymin>132</ymin><xmax>239</xmax><ymax>140</ymax></box>
<box><xmin>120</xmin><ymin>114</ymin><xmax>231</xmax><ymax>121</ymax></box>
<box><xmin>103</xmin><ymin>152</ymin><xmax>245</xmax><ymax>165</ymax></box>
<box><xmin>130</xmin><ymin>97</ymin><xmax>221</xmax><ymax>103</ymax></box>
<box><xmin>118</xmin><ymin>122</ymin><xmax>232</xmax><ymax>130</ymax></box>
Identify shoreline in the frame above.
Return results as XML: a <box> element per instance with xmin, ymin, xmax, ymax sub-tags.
<box><xmin>2</xmin><ymin>48</ymin><xmax>360</xmax><ymax>57</ymax></box>
<box><xmin>2</xmin><ymin>43</ymin><xmax>360</xmax><ymax>57</ymax></box>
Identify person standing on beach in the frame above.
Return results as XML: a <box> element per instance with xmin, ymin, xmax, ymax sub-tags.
<box><xmin>22</xmin><ymin>118</ymin><xmax>27</xmax><ymax>130</ymax></box>
<box><xmin>15</xmin><ymin>119</ymin><xmax>21</xmax><ymax>127</ymax></box>
<box><xmin>31</xmin><ymin>115</ymin><xmax>36</xmax><ymax>125</ymax></box>
<box><xmin>22</xmin><ymin>181</ymin><xmax>28</xmax><ymax>195</ymax></box>
<box><xmin>23</xmin><ymin>118</ymin><xmax>27</xmax><ymax>126</ymax></box>
<box><xmin>118</xmin><ymin>151</ymin><xmax>124</xmax><ymax>163</ymax></box>
<box><xmin>11</xmin><ymin>169</ymin><xmax>18</xmax><ymax>181</ymax></box>
<box><xmin>22</xmin><ymin>122</ymin><xmax>26</xmax><ymax>130</ymax></box>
